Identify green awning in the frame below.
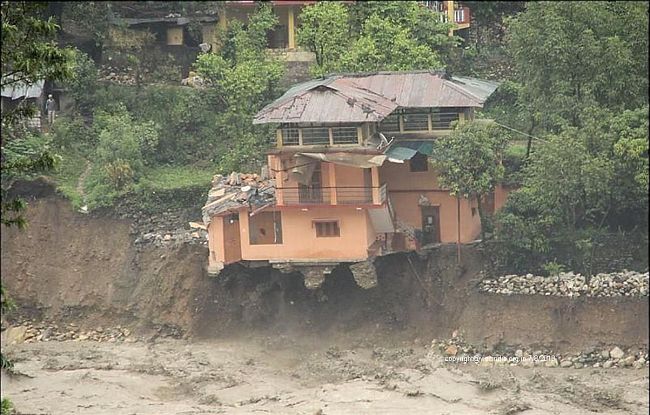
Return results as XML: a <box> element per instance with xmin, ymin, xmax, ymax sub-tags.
<box><xmin>385</xmin><ymin>140</ymin><xmax>434</xmax><ymax>162</ymax></box>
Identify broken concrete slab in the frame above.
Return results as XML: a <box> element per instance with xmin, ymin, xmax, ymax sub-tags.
<box><xmin>350</xmin><ymin>260</ymin><xmax>378</xmax><ymax>289</ymax></box>
<box><xmin>301</xmin><ymin>266</ymin><xmax>336</xmax><ymax>290</ymax></box>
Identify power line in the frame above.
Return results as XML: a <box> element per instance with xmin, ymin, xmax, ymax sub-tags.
<box><xmin>491</xmin><ymin>120</ymin><xmax>549</xmax><ymax>143</ymax></box>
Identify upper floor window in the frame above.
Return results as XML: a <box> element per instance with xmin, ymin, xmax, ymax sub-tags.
<box><xmin>281</xmin><ymin>126</ymin><xmax>299</xmax><ymax>145</ymax></box>
<box><xmin>402</xmin><ymin>109</ymin><xmax>430</xmax><ymax>131</ymax></box>
<box><xmin>279</xmin><ymin>124</ymin><xmax>361</xmax><ymax>146</ymax></box>
<box><xmin>378</xmin><ymin>107</ymin><xmax>465</xmax><ymax>133</ymax></box>
<box><xmin>331</xmin><ymin>126</ymin><xmax>358</xmax><ymax>144</ymax></box>
<box><xmin>302</xmin><ymin>127</ymin><xmax>330</xmax><ymax>145</ymax></box>
<box><xmin>379</xmin><ymin>113</ymin><xmax>400</xmax><ymax>132</ymax></box>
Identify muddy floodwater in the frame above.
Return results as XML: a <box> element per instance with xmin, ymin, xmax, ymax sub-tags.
<box><xmin>2</xmin><ymin>334</ymin><xmax>649</xmax><ymax>415</ymax></box>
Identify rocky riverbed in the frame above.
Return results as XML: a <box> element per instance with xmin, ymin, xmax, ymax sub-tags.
<box><xmin>479</xmin><ymin>270</ymin><xmax>649</xmax><ymax>297</ymax></box>
<box><xmin>428</xmin><ymin>332</ymin><xmax>649</xmax><ymax>371</ymax></box>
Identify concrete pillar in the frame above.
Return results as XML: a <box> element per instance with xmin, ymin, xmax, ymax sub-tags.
<box><xmin>371</xmin><ymin>167</ymin><xmax>380</xmax><ymax>204</ymax></box>
<box><xmin>446</xmin><ymin>0</ymin><xmax>455</xmax><ymax>36</ymax></box>
<box><xmin>288</xmin><ymin>6</ymin><xmax>296</xmax><ymax>50</ymax></box>
<box><xmin>328</xmin><ymin>163</ymin><xmax>337</xmax><ymax>205</ymax></box>
<box><xmin>276</xmin><ymin>158</ymin><xmax>285</xmax><ymax>206</ymax></box>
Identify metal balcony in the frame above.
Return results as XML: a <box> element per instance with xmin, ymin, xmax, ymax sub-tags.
<box><xmin>277</xmin><ymin>184</ymin><xmax>387</xmax><ymax>206</ymax></box>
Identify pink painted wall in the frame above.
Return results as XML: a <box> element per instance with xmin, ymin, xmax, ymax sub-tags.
<box><xmin>380</xmin><ymin>161</ymin><xmax>482</xmax><ymax>243</ymax></box>
<box><xmin>239</xmin><ymin>207</ymin><xmax>374</xmax><ymax>261</ymax></box>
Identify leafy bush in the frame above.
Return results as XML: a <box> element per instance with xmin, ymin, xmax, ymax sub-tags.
<box><xmin>1</xmin><ymin>397</ymin><xmax>14</xmax><ymax>415</ymax></box>
<box><xmin>80</xmin><ymin>105</ymin><xmax>159</xmax><ymax>206</ymax></box>
<box><xmin>542</xmin><ymin>261</ymin><xmax>566</xmax><ymax>277</ymax></box>
<box><xmin>51</xmin><ymin>115</ymin><xmax>96</xmax><ymax>153</ymax></box>
<box><xmin>194</xmin><ymin>2</ymin><xmax>284</xmax><ymax>173</ymax></box>
<box><xmin>502</xmin><ymin>143</ymin><xmax>526</xmax><ymax>186</ymax></box>
<box><xmin>63</xmin><ymin>49</ymin><xmax>98</xmax><ymax>115</ymax></box>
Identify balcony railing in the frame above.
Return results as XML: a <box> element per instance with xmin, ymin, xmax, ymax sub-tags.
<box><xmin>277</xmin><ymin>184</ymin><xmax>387</xmax><ymax>206</ymax></box>
<box><xmin>436</xmin><ymin>6</ymin><xmax>471</xmax><ymax>25</ymax></box>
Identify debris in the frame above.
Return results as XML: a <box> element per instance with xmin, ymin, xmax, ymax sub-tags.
<box><xmin>202</xmin><ymin>172</ymin><xmax>276</xmax><ymax>226</ymax></box>
<box><xmin>189</xmin><ymin>222</ymin><xmax>207</xmax><ymax>230</ymax></box>
<box><xmin>349</xmin><ymin>260</ymin><xmax>378</xmax><ymax>289</ymax></box>
<box><xmin>479</xmin><ymin>271</ymin><xmax>648</xmax><ymax>298</ymax></box>
<box><xmin>609</xmin><ymin>347</ymin><xmax>624</xmax><ymax>359</ymax></box>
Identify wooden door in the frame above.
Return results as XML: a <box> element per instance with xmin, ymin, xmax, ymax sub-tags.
<box><xmin>223</xmin><ymin>215</ymin><xmax>242</xmax><ymax>264</ymax></box>
<box><xmin>421</xmin><ymin>206</ymin><xmax>441</xmax><ymax>244</ymax></box>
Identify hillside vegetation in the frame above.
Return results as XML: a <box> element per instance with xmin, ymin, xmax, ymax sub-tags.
<box><xmin>3</xmin><ymin>1</ymin><xmax>648</xmax><ymax>275</ymax></box>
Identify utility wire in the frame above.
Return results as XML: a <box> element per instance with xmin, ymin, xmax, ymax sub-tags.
<box><xmin>491</xmin><ymin>120</ymin><xmax>549</xmax><ymax>143</ymax></box>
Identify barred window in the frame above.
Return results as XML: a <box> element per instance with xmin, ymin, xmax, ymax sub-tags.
<box><xmin>379</xmin><ymin>113</ymin><xmax>400</xmax><ymax>132</ymax></box>
<box><xmin>402</xmin><ymin>111</ymin><xmax>430</xmax><ymax>131</ymax></box>
<box><xmin>314</xmin><ymin>220</ymin><xmax>340</xmax><ymax>237</ymax></box>
<box><xmin>431</xmin><ymin>109</ymin><xmax>460</xmax><ymax>130</ymax></box>
<box><xmin>301</xmin><ymin>127</ymin><xmax>330</xmax><ymax>145</ymax></box>
<box><xmin>332</xmin><ymin>126</ymin><xmax>358</xmax><ymax>144</ymax></box>
<box><xmin>281</xmin><ymin>127</ymin><xmax>299</xmax><ymax>145</ymax></box>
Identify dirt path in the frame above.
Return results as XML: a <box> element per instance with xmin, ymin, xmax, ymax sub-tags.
<box><xmin>75</xmin><ymin>160</ymin><xmax>92</xmax><ymax>207</ymax></box>
<box><xmin>2</xmin><ymin>336</ymin><xmax>648</xmax><ymax>415</ymax></box>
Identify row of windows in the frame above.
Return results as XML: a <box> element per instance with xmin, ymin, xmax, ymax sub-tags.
<box><xmin>280</xmin><ymin>126</ymin><xmax>359</xmax><ymax>146</ymax></box>
<box><xmin>379</xmin><ymin>108</ymin><xmax>463</xmax><ymax>132</ymax></box>
<box><xmin>248</xmin><ymin>212</ymin><xmax>340</xmax><ymax>245</ymax></box>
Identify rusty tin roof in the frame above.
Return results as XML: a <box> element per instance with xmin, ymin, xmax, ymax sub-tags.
<box><xmin>253</xmin><ymin>77</ymin><xmax>398</xmax><ymax>124</ymax></box>
<box><xmin>254</xmin><ymin>70</ymin><xmax>498</xmax><ymax>125</ymax></box>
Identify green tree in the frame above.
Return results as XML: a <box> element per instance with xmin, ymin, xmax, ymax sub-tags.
<box><xmin>340</xmin><ymin>14</ymin><xmax>443</xmax><ymax>72</ymax></box>
<box><xmin>93</xmin><ymin>106</ymin><xmax>158</xmax><ymax>183</ymax></box>
<box><xmin>1</xmin><ymin>0</ymin><xmax>74</xmax><ymax>225</ymax></box>
<box><xmin>297</xmin><ymin>1</ymin><xmax>349</xmax><ymax>76</ymax></box>
<box><xmin>297</xmin><ymin>1</ymin><xmax>453</xmax><ymax>75</ymax></box>
<box><xmin>431</xmin><ymin>121</ymin><xmax>509</xmax><ymax>239</ymax></box>
<box><xmin>494</xmin><ymin>106</ymin><xmax>649</xmax><ymax>274</ymax></box>
<box><xmin>507</xmin><ymin>1</ymin><xmax>649</xmax><ymax>132</ymax></box>
<box><xmin>194</xmin><ymin>3</ymin><xmax>283</xmax><ymax>172</ymax></box>
<box><xmin>1</xmin><ymin>2</ymin><xmax>73</xmax><ymax>401</ymax></box>
<box><xmin>63</xmin><ymin>49</ymin><xmax>98</xmax><ymax>115</ymax></box>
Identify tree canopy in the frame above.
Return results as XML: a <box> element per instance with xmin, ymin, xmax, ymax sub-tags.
<box><xmin>431</xmin><ymin>121</ymin><xmax>509</xmax><ymax>239</ymax></box>
<box><xmin>297</xmin><ymin>1</ymin><xmax>454</xmax><ymax>76</ymax></box>
<box><xmin>194</xmin><ymin>3</ymin><xmax>283</xmax><ymax>172</ymax></box>
<box><xmin>506</xmin><ymin>1</ymin><xmax>649</xmax><ymax>132</ymax></box>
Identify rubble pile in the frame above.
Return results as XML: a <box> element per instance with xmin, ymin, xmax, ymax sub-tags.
<box><xmin>202</xmin><ymin>171</ymin><xmax>276</xmax><ymax>225</ymax></box>
<box><xmin>393</xmin><ymin>219</ymin><xmax>418</xmax><ymax>251</ymax></box>
<box><xmin>99</xmin><ymin>65</ymin><xmax>139</xmax><ymax>85</ymax></box>
<box><xmin>2</xmin><ymin>322</ymin><xmax>134</xmax><ymax>344</ymax></box>
<box><xmin>479</xmin><ymin>270</ymin><xmax>649</xmax><ymax>297</ymax></box>
<box><xmin>133</xmin><ymin>225</ymin><xmax>207</xmax><ymax>247</ymax></box>
<box><xmin>427</xmin><ymin>332</ymin><xmax>649</xmax><ymax>370</ymax></box>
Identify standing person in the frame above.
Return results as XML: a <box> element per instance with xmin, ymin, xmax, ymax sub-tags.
<box><xmin>45</xmin><ymin>94</ymin><xmax>57</xmax><ymax>126</ymax></box>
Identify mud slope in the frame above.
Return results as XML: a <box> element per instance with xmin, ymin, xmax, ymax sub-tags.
<box><xmin>1</xmin><ymin>191</ymin><xmax>212</xmax><ymax>334</ymax></box>
<box><xmin>2</xmin><ymin>187</ymin><xmax>648</xmax><ymax>350</ymax></box>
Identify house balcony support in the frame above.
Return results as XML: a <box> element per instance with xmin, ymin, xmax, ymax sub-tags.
<box><xmin>276</xmin><ymin>185</ymin><xmax>387</xmax><ymax>207</ymax></box>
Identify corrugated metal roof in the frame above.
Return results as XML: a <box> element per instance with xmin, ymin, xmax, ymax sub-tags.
<box><xmin>449</xmin><ymin>76</ymin><xmax>501</xmax><ymax>103</ymax></box>
<box><xmin>349</xmin><ymin>71</ymin><xmax>487</xmax><ymax>108</ymax></box>
<box><xmin>254</xmin><ymin>70</ymin><xmax>498</xmax><ymax>125</ymax></box>
<box><xmin>1</xmin><ymin>79</ymin><xmax>44</xmax><ymax>100</ymax></box>
<box><xmin>253</xmin><ymin>77</ymin><xmax>398</xmax><ymax>124</ymax></box>
<box><xmin>385</xmin><ymin>140</ymin><xmax>435</xmax><ymax>161</ymax></box>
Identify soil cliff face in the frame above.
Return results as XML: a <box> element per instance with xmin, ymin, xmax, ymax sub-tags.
<box><xmin>1</xmin><ymin>190</ymin><xmax>212</xmax><ymax>334</ymax></box>
<box><xmin>2</xmin><ymin>187</ymin><xmax>648</xmax><ymax>350</ymax></box>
